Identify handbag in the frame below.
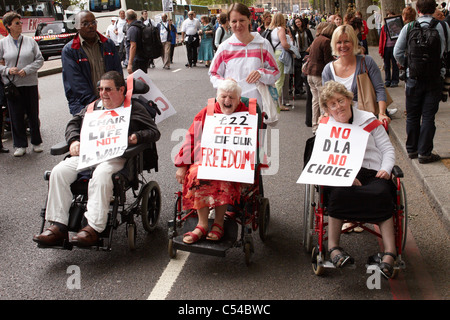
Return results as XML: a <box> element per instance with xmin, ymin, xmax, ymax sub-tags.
<box><xmin>256</xmin><ymin>45</ymin><xmax>279</xmax><ymax>125</ymax></box>
<box><xmin>357</xmin><ymin>56</ymin><xmax>393</xmax><ymax>115</ymax></box>
<box><xmin>3</xmin><ymin>37</ymin><xmax>23</xmax><ymax>101</ymax></box>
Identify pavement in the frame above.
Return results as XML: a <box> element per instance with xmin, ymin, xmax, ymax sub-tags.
<box><xmin>37</xmin><ymin>49</ymin><xmax>450</xmax><ymax>229</ymax></box>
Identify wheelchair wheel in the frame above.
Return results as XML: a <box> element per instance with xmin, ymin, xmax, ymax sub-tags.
<box><xmin>141</xmin><ymin>181</ymin><xmax>161</xmax><ymax>232</ymax></box>
<box><xmin>399</xmin><ymin>181</ymin><xmax>408</xmax><ymax>252</ymax></box>
<box><xmin>303</xmin><ymin>184</ymin><xmax>315</xmax><ymax>253</ymax></box>
<box><xmin>258</xmin><ymin>198</ymin><xmax>270</xmax><ymax>242</ymax></box>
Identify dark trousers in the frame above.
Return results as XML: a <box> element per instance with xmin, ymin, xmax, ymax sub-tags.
<box><xmin>186</xmin><ymin>42</ymin><xmax>198</xmax><ymax>66</ymax></box>
<box><xmin>7</xmin><ymin>85</ymin><xmax>42</xmax><ymax>148</ymax></box>
<box><xmin>405</xmin><ymin>78</ymin><xmax>442</xmax><ymax>156</ymax></box>
<box><xmin>170</xmin><ymin>43</ymin><xmax>175</xmax><ymax>63</ymax></box>
<box><xmin>383</xmin><ymin>46</ymin><xmax>399</xmax><ymax>84</ymax></box>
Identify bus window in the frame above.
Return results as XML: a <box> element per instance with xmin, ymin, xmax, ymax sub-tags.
<box><xmin>90</xmin><ymin>0</ymin><xmax>121</xmax><ymax>12</ymax></box>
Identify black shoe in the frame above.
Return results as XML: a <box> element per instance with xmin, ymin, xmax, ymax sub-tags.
<box><xmin>418</xmin><ymin>153</ymin><xmax>441</xmax><ymax>164</ymax></box>
<box><xmin>193</xmin><ymin>63</ymin><xmax>196</xmax><ymax>67</ymax></box>
<box><xmin>0</xmin><ymin>146</ymin><xmax>8</xmax><ymax>153</ymax></box>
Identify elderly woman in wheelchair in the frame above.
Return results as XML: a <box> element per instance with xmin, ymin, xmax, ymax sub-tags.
<box><xmin>174</xmin><ymin>79</ymin><xmax>251</xmax><ymax>244</ymax></box>
<box><xmin>318</xmin><ymin>81</ymin><xmax>397</xmax><ymax>279</ymax></box>
<box><xmin>33</xmin><ymin>71</ymin><xmax>160</xmax><ymax>248</ymax></box>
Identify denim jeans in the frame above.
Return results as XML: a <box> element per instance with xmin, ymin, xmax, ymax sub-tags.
<box><xmin>405</xmin><ymin>78</ymin><xmax>442</xmax><ymax>156</ymax></box>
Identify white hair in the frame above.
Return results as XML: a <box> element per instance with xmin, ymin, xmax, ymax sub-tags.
<box><xmin>217</xmin><ymin>79</ymin><xmax>242</xmax><ymax>97</ymax></box>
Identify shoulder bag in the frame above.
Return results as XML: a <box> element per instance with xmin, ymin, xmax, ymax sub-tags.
<box><xmin>357</xmin><ymin>56</ymin><xmax>393</xmax><ymax>115</ymax></box>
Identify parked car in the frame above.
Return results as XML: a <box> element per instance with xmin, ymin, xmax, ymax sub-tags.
<box><xmin>34</xmin><ymin>21</ymin><xmax>77</xmax><ymax>60</ymax></box>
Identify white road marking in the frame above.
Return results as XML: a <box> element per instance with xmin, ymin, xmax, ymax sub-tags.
<box><xmin>147</xmin><ymin>251</ymin><xmax>190</xmax><ymax>300</ymax></box>
<box><xmin>172</xmin><ymin>68</ymin><xmax>182</xmax><ymax>73</ymax></box>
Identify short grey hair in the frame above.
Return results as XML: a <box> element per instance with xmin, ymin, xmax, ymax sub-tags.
<box><xmin>217</xmin><ymin>79</ymin><xmax>242</xmax><ymax>97</ymax></box>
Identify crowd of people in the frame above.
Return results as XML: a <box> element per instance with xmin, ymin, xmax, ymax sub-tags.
<box><xmin>0</xmin><ymin>1</ymin><xmax>448</xmax><ymax>277</ymax></box>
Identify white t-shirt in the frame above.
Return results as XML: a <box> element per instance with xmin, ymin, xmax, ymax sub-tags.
<box><xmin>159</xmin><ymin>21</ymin><xmax>169</xmax><ymax>42</ymax></box>
<box><xmin>181</xmin><ymin>18</ymin><xmax>201</xmax><ymax>35</ymax></box>
<box><xmin>116</xmin><ymin>18</ymin><xmax>127</xmax><ymax>43</ymax></box>
<box><xmin>106</xmin><ymin>24</ymin><xmax>118</xmax><ymax>45</ymax></box>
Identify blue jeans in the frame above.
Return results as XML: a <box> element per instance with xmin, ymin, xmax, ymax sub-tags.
<box><xmin>405</xmin><ymin>78</ymin><xmax>442</xmax><ymax>156</ymax></box>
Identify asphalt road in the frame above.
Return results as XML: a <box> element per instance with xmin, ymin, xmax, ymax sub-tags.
<box><xmin>0</xmin><ymin>46</ymin><xmax>448</xmax><ymax>306</ymax></box>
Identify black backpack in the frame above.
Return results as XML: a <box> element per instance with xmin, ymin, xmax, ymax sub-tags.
<box><xmin>140</xmin><ymin>22</ymin><xmax>163</xmax><ymax>59</ymax></box>
<box><xmin>261</xmin><ymin>28</ymin><xmax>280</xmax><ymax>51</ymax></box>
<box><xmin>407</xmin><ymin>18</ymin><xmax>442</xmax><ymax>80</ymax></box>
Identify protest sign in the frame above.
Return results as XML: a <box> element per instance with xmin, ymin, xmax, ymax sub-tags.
<box><xmin>132</xmin><ymin>69</ymin><xmax>176</xmax><ymax>124</ymax></box>
<box><xmin>77</xmin><ymin>101</ymin><xmax>131</xmax><ymax>171</ymax></box>
<box><xmin>197</xmin><ymin>99</ymin><xmax>258</xmax><ymax>184</ymax></box>
<box><xmin>297</xmin><ymin>119</ymin><xmax>370</xmax><ymax>187</ymax></box>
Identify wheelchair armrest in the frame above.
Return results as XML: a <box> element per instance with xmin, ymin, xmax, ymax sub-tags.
<box><xmin>392</xmin><ymin>165</ymin><xmax>404</xmax><ymax>178</ymax></box>
<box><xmin>50</xmin><ymin>141</ymin><xmax>69</xmax><ymax>156</ymax></box>
<box><xmin>122</xmin><ymin>143</ymin><xmax>153</xmax><ymax>159</ymax></box>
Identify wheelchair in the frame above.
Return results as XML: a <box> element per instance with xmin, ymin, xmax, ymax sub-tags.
<box><xmin>36</xmin><ymin>79</ymin><xmax>161</xmax><ymax>251</ymax></box>
<box><xmin>302</xmin><ymin>130</ymin><xmax>408</xmax><ymax>278</ymax></box>
<box><xmin>167</xmin><ymin>99</ymin><xmax>270</xmax><ymax>266</ymax></box>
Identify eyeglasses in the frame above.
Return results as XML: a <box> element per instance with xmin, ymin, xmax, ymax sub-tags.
<box><xmin>327</xmin><ymin>98</ymin><xmax>348</xmax><ymax>110</ymax></box>
<box><xmin>97</xmin><ymin>86</ymin><xmax>118</xmax><ymax>93</ymax></box>
<box><xmin>81</xmin><ymin>20</ymin><xmax>98</xmax><ymax>28</ymax></box>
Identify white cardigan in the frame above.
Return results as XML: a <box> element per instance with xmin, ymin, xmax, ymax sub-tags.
<box><xmin>329</xmin><ymin>107</ymin><xmax>396</xmax><ymax>175</ymax></box>
<box><xmin>209</xmin><ymin>32</ymin><xmax>280</xmax><ymax>106</ymax></box>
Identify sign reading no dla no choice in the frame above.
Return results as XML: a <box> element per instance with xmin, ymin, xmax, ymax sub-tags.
<box><xmin>297</xmin><ymin>120</ymin><xmax>370</xmax><ymax>187</ymax></box>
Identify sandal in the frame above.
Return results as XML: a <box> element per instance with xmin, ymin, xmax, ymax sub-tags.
<box><xmin>379</xmin><ymin>252</ymin><xmax>397</xmax><ymax>279</ymax></box>
<box><xmin>183</xmin><ymin>225</ymin><xmax>207</xmax><ymax>244</ymax></box>
<box><xmin>329</xmin><ymin>247</ymin><xmax>354</xmax><ymax>268</ymax></box>
<box><xmin>280</xmin><ymin>106</ymin><xmax>290</xmax><ymax>111</ymax></box>
<box><xmin>206</xmin><ymin>223</ymin><xmax>224</xmax><ymax>241</ymax></box>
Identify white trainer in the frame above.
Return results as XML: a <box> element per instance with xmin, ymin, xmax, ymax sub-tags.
<box><xmin>33</xmin><ymin>143</ymin><xmax>44</xmax><ymax>153</ymax></box>
<box><xmin>14</xmin><ymin>147</ymin><xmax>26</xmax><ymax>157</ymax></box>
<box><xmin>388</xmin><ymin>108</ymin><xmax>398</xmax><ymax>116</ymax></box>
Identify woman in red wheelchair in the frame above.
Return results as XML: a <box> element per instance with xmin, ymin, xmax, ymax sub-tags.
<box><xmin>175</xmin><ymin>79</ymin><xmax>247</xmax><ymax>244</ymax></box>
<box><xmin>319</xmin><ymin>81</ymin><xmax>397</xmax><ymax>279</ymax></box>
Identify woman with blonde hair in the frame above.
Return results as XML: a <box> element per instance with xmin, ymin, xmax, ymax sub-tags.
<box><xmin>322</xmin><ymin>25</ymin><xmax>390</xmax><ymax>124</ymax></box>
<box><xmin>268</xmin><ymin>12</ymin><xmax>294</xmax><ymax>111</ymax></box>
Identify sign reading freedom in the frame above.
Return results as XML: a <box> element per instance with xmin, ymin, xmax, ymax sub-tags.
<box><xmin>297</xmin><ymin>120</ymin><xmax>369</xmax><ymax>187</ymax></box>
<box><xmin>197</xmin><ymin>109</ymin><xmax>258</xmax><ymax>184</ymax></box>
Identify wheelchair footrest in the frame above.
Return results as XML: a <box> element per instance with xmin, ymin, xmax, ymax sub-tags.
<box><xmin>36</xmin><ymin>239</ymin><xmax>73</xmax><ymax>251</ymax></box>
<box><xmin>172</xmin><ymin>218</ymin><xmax>238</xmax><ymax>257</ymax></box>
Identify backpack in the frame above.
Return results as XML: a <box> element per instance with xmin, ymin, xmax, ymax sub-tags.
<box><xmin>261</xmin><ymin>28</ymin><xmax>280</xmax><ymax>51</ymax></box>
<box><xmin>140</xmin><ymin>22</ymin><xmax>163</xmax><ymax>59</ymax></box>
<box><xmin>406</xmin><ymin>18</ymin><xmax>442</xmax><ymax>80</ymax></box>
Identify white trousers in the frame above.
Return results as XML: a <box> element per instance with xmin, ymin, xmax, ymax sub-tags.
<box><xmin>307</xmin><ymin>75</ymin><xmax>324</xmax><ymax>133</ymax></box>
<box><xmin>45</xmin><ymin>156</ymin><xmax>126</xmax><ymax>233</ymax></box>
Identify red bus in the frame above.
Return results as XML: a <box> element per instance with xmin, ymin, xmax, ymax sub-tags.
<box><xmin>1</xmin><ymin>0</ymin><xmax>64</xmax><ymax>37</ymax></box>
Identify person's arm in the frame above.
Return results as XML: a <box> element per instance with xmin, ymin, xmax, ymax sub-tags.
<box><xmin>278</xmin><ymin>27</ymin><xmax>292</xmax><ymax>50</ymax></box>
<box><xmin>127</xmin><ymin>41</ymin><xmax>136</xmax><ymax>74</ymax></box>
<box><xmin>255</xmin><ymin>42</ymin><xmax>280</xmax><ymax>85</ymax></box>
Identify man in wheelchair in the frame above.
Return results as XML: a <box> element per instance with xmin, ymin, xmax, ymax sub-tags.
<box><xmin>318</xmin><ymin>81</ymin><xmax>397</xmax><ymax>279</ymax></box>
<box><xmin>33</xmin><ymin>71</ymin><xmax>160</xmax><ymax>247</ymax></box>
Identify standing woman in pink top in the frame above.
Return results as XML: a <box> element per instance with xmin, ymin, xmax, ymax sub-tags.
<box><xmin>209</xmin><ymin>3</ymin><xmax>280</xmax><ymax>111</ymax></box>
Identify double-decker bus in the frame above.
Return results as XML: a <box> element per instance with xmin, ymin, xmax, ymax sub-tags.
<box><xmin>89</xmin><ymin>0</ymin><xmax>209</xmax><ymax>35</ymax></box>
<box><xmin>249</xmin><ymin>6</ymin><xmax>264</xmax><ymax>21</ymax></box>
<box><xmin>0</xmin><ymin>0</ymin><xmax>64</xmax><ymax>37</ymax></box>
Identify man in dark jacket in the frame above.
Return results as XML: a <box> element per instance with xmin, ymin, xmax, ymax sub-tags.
<box><xmin>126</xmin><ymin>9</ymin><xmax>149</xmax><ymax>74</ymax></box>
<box><xmin>33</xmin><ymin>71</ymin><xmax>160</xmax><ymax>247</ymax></box>
<box><xmin>62</xmin><ymin>10</ymin><xmax>122</xmax><ymax>115</ymax></box>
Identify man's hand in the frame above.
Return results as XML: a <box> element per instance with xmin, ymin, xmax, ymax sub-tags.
<box><xmin>69</xmin><ymin>141</ymin><xmax>80</xmax><ymax>156</ymax></box>
<box><xmin>128</xmin><ymin>133</ymin><xmax>138</xmax><ymax>145</ymax></box>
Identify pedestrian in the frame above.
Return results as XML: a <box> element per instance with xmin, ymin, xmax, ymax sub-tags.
<box><xmin>116</xmin><ymin>10</ymin><xmax>127</xmax><ymax>66</ymax></box>
<box><xmin>209</xmin><ymin>3</ymin><xmax>279</xmax><ymax>112</ymax></box>
<box><xmin>168</xmin><ymin>18</ymin><xmax>177</xmax><ymax>64</ymax></box>
<box><xmin>140</xmin><ymin>10</ymin><xmax>156</xmax><ymax>69</ymax></box>
<box><xmin>0</xmin><ymin>11</ymin><xmax>44</xmax><ymax>157</ymax></box>
<box><xmin>197</xmin><ymin>15</ymin><xmax>214</xmax><ymax>68</ymax></box>
<box><xmin>394</xmin><ymin>0</ymin><xmax>450</xmax><ymax>164</ymax></box>
<box><xmin>157</xmin><ymin>13</ymin><xmax>172</xmax><ymax>70</ymax></box>
<box><xmin>126</xmin><ymin>9</ymin><xmax>150</xmax><ymax>74</ymax></box>
<box><xmin>106</xmin><ymin>17</ymin><xmax>119</xmax><ymax>49</ymax></box>
<box><xmin>214</xmin><ymin>12</ymin><xmax>232</xmax><ymax>50</ymax></box>
<box><xmin>379</xmin><ymin>12</ymin><xmax>400</xmax><ymax>88</ymax></box>
<box><xmin>181</xmin><ymin>11</ymin><xmax>201</xmax><ymax>68</ymax></box>
<box><xmin>303</xmin><ymin>22</ymin><xmax>336</xmax><ymax>133</ymax></box>
<box><xmin>61</xmin><ymin>10</ymin><xmax>122</xmax><ymax>115</ymax></box>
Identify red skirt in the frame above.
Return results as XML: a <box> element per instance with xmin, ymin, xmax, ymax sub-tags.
<box><xmin>182</xmin><ymin>163</ymin><xmax>242</xmax><ymax>210</ymax></box>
